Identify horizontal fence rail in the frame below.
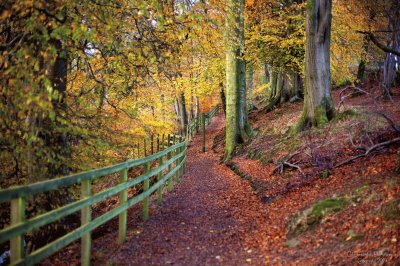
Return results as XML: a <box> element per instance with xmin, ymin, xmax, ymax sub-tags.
<box><xmin>0</xmin><ymin>135</ymin><xmax>187</xmax><ymax>266</ymax></box>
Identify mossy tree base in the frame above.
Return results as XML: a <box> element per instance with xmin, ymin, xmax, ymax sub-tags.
<box><xmin>293</xmin><ymin>97</ymin><xmax>335</xmax><ymax>133</ymax></box>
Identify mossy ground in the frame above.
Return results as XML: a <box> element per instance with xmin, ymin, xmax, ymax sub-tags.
<box><xmin>288</xmin><ymin>197</ymin><xmax>350</xmax><ymax>238</ymax></box>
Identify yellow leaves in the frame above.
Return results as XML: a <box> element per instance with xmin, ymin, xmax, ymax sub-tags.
<box><xmin>246</xmin><ymin>2</ymin><xmax>305</xmax><ymax>71</ymax></box>
<box><xmin>0</xmin><ymin>9</ymin><xmax>11</xmax><ymax>20</ymax></box>
<box><xmin>246</xmin><ymin>0</ymin><xmax>255</xmax><ymax>7</ymax></box>
<box><xmin>331</xmin><ymin>0</ymin><xmax>368</xmax><ymax>84</ymax></box>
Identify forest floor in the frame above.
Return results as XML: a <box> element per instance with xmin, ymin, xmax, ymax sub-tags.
<box><xmin>46</xmin><ymin>81</ymin><xmax>400</xmax><ymax>265</ymax></box>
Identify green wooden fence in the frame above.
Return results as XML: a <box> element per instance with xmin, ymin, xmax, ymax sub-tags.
<box><xmin>0</xmin><ymin>105</ymin><xmax>220</xmax><ymax>266</ymax></box>
<box><xmin>0</xmin><ymin>135</ymin><xmax>186</xmax><ymax>266</ymax></box>
<box><xmin>186</xmin><ymin>105</ymin><xmax>220</xmax><ymax>141</ymax></box>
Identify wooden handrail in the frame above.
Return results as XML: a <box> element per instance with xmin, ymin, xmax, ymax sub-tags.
<box><xmin>0</xmin><ymin>137</ymin><xmax>188</xmax><ymax>266</ymax></box>
<box><xmin>186</xmin><ymin>105</ymin><xmax>220</xmax><ymax>140</ymax></box>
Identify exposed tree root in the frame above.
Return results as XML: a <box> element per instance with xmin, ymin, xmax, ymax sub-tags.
<box><xmin>274</xmin><ymin>151</ymin><xmax>305</xmax><ymax>176</ymax></box>
<box><xmin>334</xmin><ymin>137</ymin><xmax>400</xmax><ymax>168</ymax></box>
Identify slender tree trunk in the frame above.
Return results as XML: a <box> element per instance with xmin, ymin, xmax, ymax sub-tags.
<box><xmin>287</xmin><ymin>70</ymin><xmax>297</xmax><ymax>99</ymax></box>
<box><xmin>246</xmin><ymin>63</ymin><xmax>254</xmax><ymax>112</ymax></box>
<box><xmin>174</xmin><ymin>97</ymin><xmax>180</xmax><ymax>122</ymax></box>
<box><xmin>178</xmin><ymin>92</ymin><xmax>188</xmax><ymax>131</ymax></box>
<box><xmin>195</xmin><ymin>95</ymin><xmax>200</xmax><ymax>118</ymax></box>
<box><xmin>265</xmin><ymin>68</ymin><xmax>290</xmax><ymax>111</ymax></box>
<box><xmin>383</xmin><ymin>12</ymin><xmax>400</xmax><ymax>97</ymax></box>
<box><xmin>45</xmin><ymin>40</ymin><xmax>69</xmax><ymax>178</ymax></box>
<box><xmin>53</xmin><ymin>44</ymin><xmax>69</xmax><ymax>176</ymax></box>
<box><xmin>356</xmin><ymin>36</ymin><xmax>369</xmax><ymax>85</ymax></box>
<box><xmin>263</xmin><ymin>63</ymin><xmax>270</xmax><ymax>84</ymax></box>
<box><xmin>287</xmin><ymin>69</ymin><xmax>302</xmax><ymax>102</ymax></box>
<box><xmin>268</xmin><ymin>69</ymin><xmax>278</xmax><ymax>101</ymax></box>
<box><xmin>219</xmin><ymin>83</ymin><xmax>226</xmax><ymax>116</ymax></box>
<box><xmin>296</xmin><ymin>0</ymin><xmax>334</xmax><ymax>131</ymax></box>
<box><xmin>279</xmin><ymin>72</ymin><xmax>288</xmax><ymax>104</ymax></box>
<box><xmin>190</xmin><ymin>89</ymin><xmax>195</xmax><ymax>120</ymax></box>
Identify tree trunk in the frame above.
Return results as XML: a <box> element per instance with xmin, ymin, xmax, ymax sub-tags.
<box><xmin>174</xmin><ymin>97</ymin><xmax>181</xmax><ymax>124</ymax></box>
<box><xmin>178</xmin><ymin>92</ymin><xmax>188</xmax><ymax>131</ymax></box>
<box><xmin>190</xmin><ymin>90</ymin><xmax>195</xmax><ymax>120</ymax></box>
<box><xmin>263</xmin><ymin>63</ymin><xmax>270</xmax><ymax>84</ymax></box>
<box><xmin>44</xmin><ymin>40</ymin><xmax>69</xmax><ymax>178</ymax></box>
<box><xmin>195</xmin><ymin>95</ymin><xmax>200</xmax><ymax>118</ymax></box>
<box><xmin>296</xmin><ymin>0</ymin><xmax>334</xmax><ymax>131</ymax></box>
<box><xmin>268</xmin><ymin>69</ymin><xmax>278</xmax><ymax>101</ymax></box>
<box><xmin>279</xmin><ymin>72</ymin><xmax>289</xmax><ymax>104</ymax></box>
<box><xmin>288</xmin><ymin>69</ymin><xmax>302</xmax><ymax>102</ymax></box>
<box><xmin>264</xmin><ymin>69</ymin><xmax>283</xmax><ymax>112</ymax></box>
<box><xmin>383</xmin><ymin>11</ymin><xmax>400</xmax><ymax>97</ymax></box>
<box><xmin>356</xmin><ymin>36</ymin><xmax>369</xmax><ymax>85</ymax></box>
<box><xmin>219</xmin><ymin>83</ymin><xmax>226</xmax><ymax>116</ymax></box>
<box><xmin>224</xmin><ymin>0</ymin><xmax>249</xmax><ymax>161</ymax></box>
<box><xmin>246</xmin><ymin>63</ymin><xmax>254</xmax><ymax>112</ymax></box>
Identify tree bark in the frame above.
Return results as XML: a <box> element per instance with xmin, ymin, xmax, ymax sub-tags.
<box><xmin>195</xmin><ymin>95</ymin><xmax>200</xmax><ymax>118</ymax></box>
<box><xmin>178</xmin><ymin>92</ymin><xmax>188</xmax><ymax>131</ymax></box>
<box><xmin>356</xmin><ymin>35</ymin><xmax>369</xmax><ymax>84</ymax></box>
<box><xmin>224</xmin><ymin>0</ymin><xmax>249</xmax><ymax>161</ymax></box>
<box><xmin>296</xmin><ymin>0</ymin><xmax>334</xmax><ymax>131</ymax></box>
<box><xmin>383</xmin><ymin>10</ymin><xmax>400</xmax><ymax>96</ymax></box>
<box><xmin>174</xmin><ymin>97</ymin><xmax>181</xmax><ymax>124</ymax></box>
<box><xmin>190</xmin><ymin>89</ymin><xmax>195</xmax><ymax>120</ymax></box>
<box><xmin>264</xmin><ymin>63</ymin><xmax>270</xmax><ymax>84</ymax></box>
<box><xmin>246</xmin><ymin>63</ymin><xmax>254</xmax><ymax>112</ymax></box>
<box><xmin>219</xmin><ymin>83</ymin><xmax>227</xmax><ymax>116</ymax></box>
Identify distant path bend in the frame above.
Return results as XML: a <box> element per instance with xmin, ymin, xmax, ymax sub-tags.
<box><xmin>109</xmin><ymin>114</ymin><xmax>268</xmax><ymax>265</ymax></box>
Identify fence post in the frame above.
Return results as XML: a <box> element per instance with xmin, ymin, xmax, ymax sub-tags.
<box><xmin>118</xmin><ymin>169</ymin><xmax>128</xmax><ymax>244</ymax></box>
<box><xmin>202</xmin><ymin>113</ymin><xmax>206</xmax><ymax>153</ymax></box>
<box><xmin>144</xmin><ymin>139</ymin><xmax>147</xmax><ymax>157</ymax></box>
<box><xmin>151</xmin><ymin>135</ymin><xmax>154</xmax><ymax>155</ymax></box>
<box><xmin>10</xmin><ymin>197</ymin><xmax>25</xmax><ymax>264</ymax></box>
<box><xmin>157</xmin><ymin>156</ymin><xmax>163</xmax><ymax>204</ymax></box>
<box><xmin>183</xmin><ymin>140</ymin><xmax>187</xmax><ymax>174</ymax></box>
<box><xmin>167</xmin><ymin>150</ymin><xmax>173</xmax><ymax>192</ymax></box>
<box><xmin>142</xmin><ymin>162</ymin><xmax>150</xmax><ymax>221</ymax></box>
<box><xmin>179</xmin><ymin>137</ymin><xmax>184</xmax><ymax>179</ymax></box>
<box><xmin>81</xmin><ymin>179</ymin><xmax>92</xmax><ymax>266</ymax></box>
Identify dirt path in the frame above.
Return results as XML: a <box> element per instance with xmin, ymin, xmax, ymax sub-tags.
<box><xmin>104</xmin><ymin>114</ymin><xmax>270</xmax><ymax>265</ymax></box>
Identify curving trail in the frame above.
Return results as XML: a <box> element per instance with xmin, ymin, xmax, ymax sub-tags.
<box><xmin>105</xmin><ymin>114</ymin><xmax>271</xmax><ymax>265</ymax></box>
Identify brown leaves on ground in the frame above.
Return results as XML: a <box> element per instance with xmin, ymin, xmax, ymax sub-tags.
<box><xmin>45</xmin><ymin>83</ymin><xmax>399</xmax><ymax>265</ymax></box>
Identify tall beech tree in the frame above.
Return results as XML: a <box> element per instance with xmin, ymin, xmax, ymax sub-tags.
<box><xmin>296</xmin><ymin>0</ymin><xmax>334</xmax><ymax>130</ymax></box>
<box><xmin>224</xmin><ymin>0</ymin><xmax>252</xmax><ymax>161</ymax></box>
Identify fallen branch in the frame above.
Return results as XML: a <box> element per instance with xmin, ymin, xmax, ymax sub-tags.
<box><xmin>337</xmin><ymin>86</ymin><xmax>369</xmax><ymax>111</ymax></box>
<box><xmin>376</xmin><ymin>112</ymin><xmax>400</xmax><ymax>134</ymax></box>
<box><xmin>334</xmin><ymin>137</ymin><xmax>400</xmax><ymax>168</ymax></box>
